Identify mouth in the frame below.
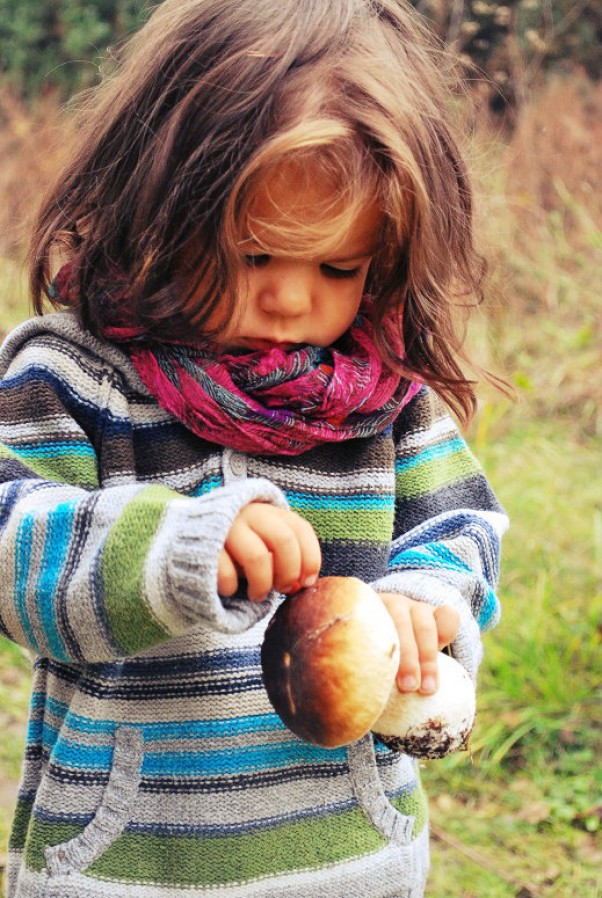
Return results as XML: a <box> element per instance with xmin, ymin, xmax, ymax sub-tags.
<box><xmin>241</xmin><ymin>339</ymin><xmax>300</xmax><ymax>352</ymax></box>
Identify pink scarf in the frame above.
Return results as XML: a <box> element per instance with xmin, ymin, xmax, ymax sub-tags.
<box><xmin>54</xmin><ymin>266</ymin><xmax>420</xmax><ymax>455</ymax></box>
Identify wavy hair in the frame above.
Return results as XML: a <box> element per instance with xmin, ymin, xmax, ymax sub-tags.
<box><xmin>30</xmin><ymin>0</ymin><xmax>490</xmax><ymax>423</ymax></box>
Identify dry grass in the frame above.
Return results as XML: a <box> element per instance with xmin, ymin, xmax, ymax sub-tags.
<box><xmin>467</xmin><ymin>73</ymin><xmax>602</xmax><ymax>437</ymax></box>
<box><xmin>0</xmin><ymin>90</ymin><xmax>71</xmax><ymax>258</ymax></box>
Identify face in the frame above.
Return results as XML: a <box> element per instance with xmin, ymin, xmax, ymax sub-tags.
<box><xmin>207</xmin><ymin>166</ymin><xmax>382</xmax><ymax>353</ymax></box>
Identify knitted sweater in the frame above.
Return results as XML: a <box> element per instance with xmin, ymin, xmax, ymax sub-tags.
<box><xmin>0</xmin><ymin>313</ymin><xmax>507</xmax><ymax>898</ymax></box>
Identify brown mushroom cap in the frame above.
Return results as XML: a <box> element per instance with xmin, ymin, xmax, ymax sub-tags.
<box><xmin>261</xmin><ymin>576</ymin><xmax>400</xmax><ymax>748</ymax></box>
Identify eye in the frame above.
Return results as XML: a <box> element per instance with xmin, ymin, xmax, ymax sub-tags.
<box><xmin>320</xmin><ymin>263</ymin><xmax>362</xmax><ymax>280</ymax></box>
<box><xmin>244</xmin><ymin>254</ymin><xmax>271</xmax><ymax>268</ymax></box>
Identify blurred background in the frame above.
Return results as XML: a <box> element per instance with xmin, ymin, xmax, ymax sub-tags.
<box><xmin>0</xmin><ymin>2</ymin><xmax>600</xmax><ymax>896</ymax></box>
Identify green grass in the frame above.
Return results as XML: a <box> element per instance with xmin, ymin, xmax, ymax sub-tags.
<box><xmin>420</xmin><ymin>161</ymin><xmax>602</xmax><ymax>894</ymax></box>
<box><xmin>423</xmin><ymin>412</ymin><xmax>602</xmax><ymax>897</ymax></box>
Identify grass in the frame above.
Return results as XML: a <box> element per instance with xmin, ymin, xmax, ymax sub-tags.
<box><xmin>0</xmin><ymin>74</ymin><xmax>601</xmax><ymax>896</ymax></box>
<box><xmin>0</xmin><ymin>258</ymin><xmax>31</xmax><ymax>339</ymax></box>
<box><xmin>424</xmin><ymin>415</ymin><xmax>602</xmax><ymax>897</ymax></box>
<box><xmin>420</xmin><ymin>74</ymin><xmax>602</xmax><ymax>893</ymax></box>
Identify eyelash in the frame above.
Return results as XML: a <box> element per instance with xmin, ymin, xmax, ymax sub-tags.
<box><xmin>243</xmin><ymin>255</ymin><xmax>362</xmax><ymax>280</ymax></box>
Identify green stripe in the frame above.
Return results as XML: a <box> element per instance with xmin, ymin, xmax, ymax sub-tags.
<box><xmin>25</xmin><ymin>785</ymin><xmax>427</xmax><ymax>885</ymax></box>
<box><xmin>396</xmin><ymin>448</ymin><xmax>481</xmax><ymax>499</ymax></box>
<box><xmin>299</xmin><ymin>507</ymin><xmax>394</xmax><ymax>543</ymax></box>
<box><xmin>392</xmin><ymin>781</ymin><xmax>428</xmax><ymax>834</ymax></box>
<box><xmin>8</xmin><ymin>797</ymin><xmax>33</xmax><ymax>852</ymax></box>
<box><xmin>101</xmin><ymin>485</ymin><xmax>176</xmax><ymax>654</ymax></box>
<box><xmin>0</xmin><ymin>442</ymin><xmax>98</xmax><ymax>487</ymax></box>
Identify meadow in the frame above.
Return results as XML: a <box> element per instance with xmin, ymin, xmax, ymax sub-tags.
<box><xmin>0</xmin><ymin>74</ymin><xmax>600</xmax><ymax>897</ymax></box>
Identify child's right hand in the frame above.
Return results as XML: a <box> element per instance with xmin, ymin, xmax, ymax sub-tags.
<box><xmin>219</xmin><ymin>503</ymin><xmax>321</xmax><ymax>602</ymax></box>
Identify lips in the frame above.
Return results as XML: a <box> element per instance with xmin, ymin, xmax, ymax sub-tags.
<box><xmin>242</xmin><ymin>339</ymin><xmax>299</xmax><ymax>352</ymax></box>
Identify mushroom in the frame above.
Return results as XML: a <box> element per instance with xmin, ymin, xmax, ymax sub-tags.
<box><xmin>261</xmin><ymin>576</ymin><xmax>476</xmax><ymax>758</ymax></box>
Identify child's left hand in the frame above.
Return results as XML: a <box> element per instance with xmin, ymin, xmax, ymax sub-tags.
<box><xmin>378</xmin><ymin>593</ymin><xmax>460</xmax><ymax>696</ymax></box>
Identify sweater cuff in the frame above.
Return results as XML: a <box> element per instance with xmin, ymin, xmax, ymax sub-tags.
<box><xmin>370</xmin><ymin>572</ymin><xmax>483</xmax><ymax>680</ymax></box>
<box><xmin>146</xmin><ymin>478</ymin><xmax>289</xmax><ymax>635</ymax></box>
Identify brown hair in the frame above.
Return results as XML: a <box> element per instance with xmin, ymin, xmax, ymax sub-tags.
<box><xmin>30</xmin><ymin>0</ymin><xmax>490</xmax><ymax>424</ymax></box>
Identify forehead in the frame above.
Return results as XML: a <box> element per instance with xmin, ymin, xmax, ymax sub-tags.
<box><xmin>242</xmin><ymin>160</ymin><xmax>383</xmax><ymax>257</ymax></box>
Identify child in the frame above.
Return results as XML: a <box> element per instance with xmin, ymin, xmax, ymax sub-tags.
<box><xmin>0</xmin><ymin>1</ymin><xmax>508</xmax><ymax>895</ymax></box>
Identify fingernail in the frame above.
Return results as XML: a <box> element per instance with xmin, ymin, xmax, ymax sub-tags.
<box><xmin>399</xmin><ymin>675</ymin><xmax>417</xmax><ymax>692</ymax></box>
<box><xmin>282</xmin><ymin>582</ymin><xmax>300</xmax><ymax>594</ymax></box>
<box><xmin>302</xmin><ymin>574</ymin><xmax>318</xmax><ymax>588</ymax></box>
<box><xmin>421</xmin><ymin>676</ymin><xmax>436</xmax><ymax>694</ymax></box>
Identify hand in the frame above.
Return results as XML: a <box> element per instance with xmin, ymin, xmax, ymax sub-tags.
<box><xmin>379</xmin><ymin>593</ymin><xmax>460</xmax><ymax>695</ymax></box>
<box><xmin>218</xmin><ymin>503</ymin><xmax>321</xmax><ymax>602</ymax></box>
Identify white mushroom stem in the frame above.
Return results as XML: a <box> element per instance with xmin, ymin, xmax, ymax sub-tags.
<box><xmin>372</xmin><ymin>650</ymin><xmax>476</xmax><ymax>759</ymax></box>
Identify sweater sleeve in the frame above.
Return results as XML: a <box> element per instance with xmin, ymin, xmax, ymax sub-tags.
<box><xmin>0</xmin><ymin>332</ymin><xmax>288</xmax><ymax>664</ymax></box>
<box><xmin>370</xmin><ymin>387</ymin><xmax>508</xmax><ymax>678</ymax></box>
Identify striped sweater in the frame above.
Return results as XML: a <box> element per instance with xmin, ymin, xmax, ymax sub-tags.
<box><xmin>0</xmin><ymin>312</ymin><xmax>507</xmax><ymax>898</ymax></box>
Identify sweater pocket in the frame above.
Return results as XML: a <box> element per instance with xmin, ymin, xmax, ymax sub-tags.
<box><xmin>44</xmin><ymin>727</ymin><xmax>143</xmax><ymax>877</ymax></box>
<box><xmin>347</xmin><ymin>734</ymin><xmax>417</xmax><ymax>846</ymax></box>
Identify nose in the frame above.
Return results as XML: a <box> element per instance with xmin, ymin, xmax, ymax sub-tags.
<box><xmin>256</xmin><ymin>265</ymin><xmax>313</xmax><ymax>318</ymax></box>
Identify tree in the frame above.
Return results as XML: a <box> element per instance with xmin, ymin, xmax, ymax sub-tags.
<box><xmin>0</xmin><ymin>0</ymin><xmax>148</xmax><ymax>97</ymax></box>
<box><xmin>413</xmin><ymin>0</ymin><xmax>602</xmax><ymax>114</ymax></box>
<box><xmin>0</xmin><ymin>0</ymin><xmax>601</xmax><ymax>101</ymax></box>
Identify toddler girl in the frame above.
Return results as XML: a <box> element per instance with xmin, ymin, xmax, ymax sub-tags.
<box><xmin>0</xmin><ymin>1</ymin><xmax>508</xmax><ymax>896</ymax></box>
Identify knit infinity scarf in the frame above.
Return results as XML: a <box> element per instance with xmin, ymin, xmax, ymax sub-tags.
<box><xmin>53</xmin><ymin>266</ymin><xmax>420</xmax><ymax>456</ymax></box>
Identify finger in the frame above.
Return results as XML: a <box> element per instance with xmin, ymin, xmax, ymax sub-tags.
<box><xmin>409</xmin><ymin>603</ymin><xmax>440</xmax><ymax>695</ymax></box>
<box><xmin>224</xmin><ymin>520</ymin><xmax>274</xmax><ymax>602</ymax></box>
<box><xmin>283</xmin><ymin>512</ymin><xmax>321</xmax><ymax>590</ymax></box>
<box><xmin>434</xmin><ymin>604</ymin><xmax>461</xmax><ymax>649</ymax></box>
<box><xmin>250</xmin><ymin>513</ymin><xmax>303</xmax><ymax>593</ymax></box>
<box><xmin>217</xmin><ymin>548</ymin><xmax>239</xmax><ymax>597</ymax></box>
<box><xmin>380</xmin><ymin>594</ymin><xmax>421</xmax><ymax>693</ymax></box>
<box><xmin>242</xmin><ymin>506</ymin><xmax>320</xmax><ymax>593</ymax></box>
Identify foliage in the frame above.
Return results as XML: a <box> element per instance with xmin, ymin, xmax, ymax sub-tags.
<box><xmin>0</xmin><ymin>0</ymin><xmax>149</xmax><ymax>97</ymax></box>
<box><xmin>0</xmin><ymin>0</ymin><xmax>601</xmax><ymax>103</ymax></box>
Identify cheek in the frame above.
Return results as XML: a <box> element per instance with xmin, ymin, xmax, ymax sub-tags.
<box><xmin>323</xmin><ymin>288</ymin><xmax>364</xmax><ymax>340</ymax></box>
<box><xmin>341</xmin><ymin>280</ymin><xmax>367</xmax><ymax>317</ymax></box>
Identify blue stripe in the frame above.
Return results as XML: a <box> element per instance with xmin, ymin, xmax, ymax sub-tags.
<box><xmin>390</xmin><ymin>541</ymin><xmax>473</xmax><ymax>573</ymax></box>
<box><xmin>47</xmin><ymin>711</ymin><xmax>287</xmax><ymax>741</ymax></box>
<box><xmin>26</xmin><ymin>717</ymin><xmax>44</xmax><ymax>744</ymax></box>
<box><xmin>477</xmin><ymin>586</ymin><xmax>499</xmax><ymax>630</ymax></box>
<box><xmin>35</xmin><ymin>693</ymin><xmax>288</xmax><ymax>742</ymax></box>
<box><xmin>50</xmin><ymin>737</ymin><xmax>346</xmax><ymax>775</ymax></box>
<box><xmin>29</xmin><ymin>691</ymin><xmax>49</xmax><ymax>711</ymax></box>
<box><xmin>27</xmin><ymin>716</ymin><xmax>64</xmax><ymax>752</ymax></box>
<box><xmin>389</xmin><ymin>514</ymin><xmax>500</xmax><ymax>590</ymax></box>
<box><xmin>146</xmin><ymin>741</ymin><xmax>347</xmax><ymax>776</ymax></box>
<box><xmin>395</xmin><ymin>437</ymin><xmax>467</xmax><ymax>472</ymax></box>
<box><xmin>287</xmin><ymin>492</ymin><xmax>394</xmax><ymax>510</ymax></box>
<box><xmin>7</xmin><ymin>442</ymin><xmax>96</xmax><ymax>460</ymax></box>
<box><xmin>190</xmin><ymin>477</ymin><xmax>222</xmax><ymax>497</ymax></box>
<box><xmin>34</xmin><ymin>500</ymin><xmax>77</xmax><ymax>662</ymax></box>
<box><xmin>390</xmin><ymin>541</ymin><xmax>500</xmax><ymax>631</ymax></box>
<box><xmin>14</xmin><ymin>513</ymin><xmax>39</xmax><ymax>652</ymax></box>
